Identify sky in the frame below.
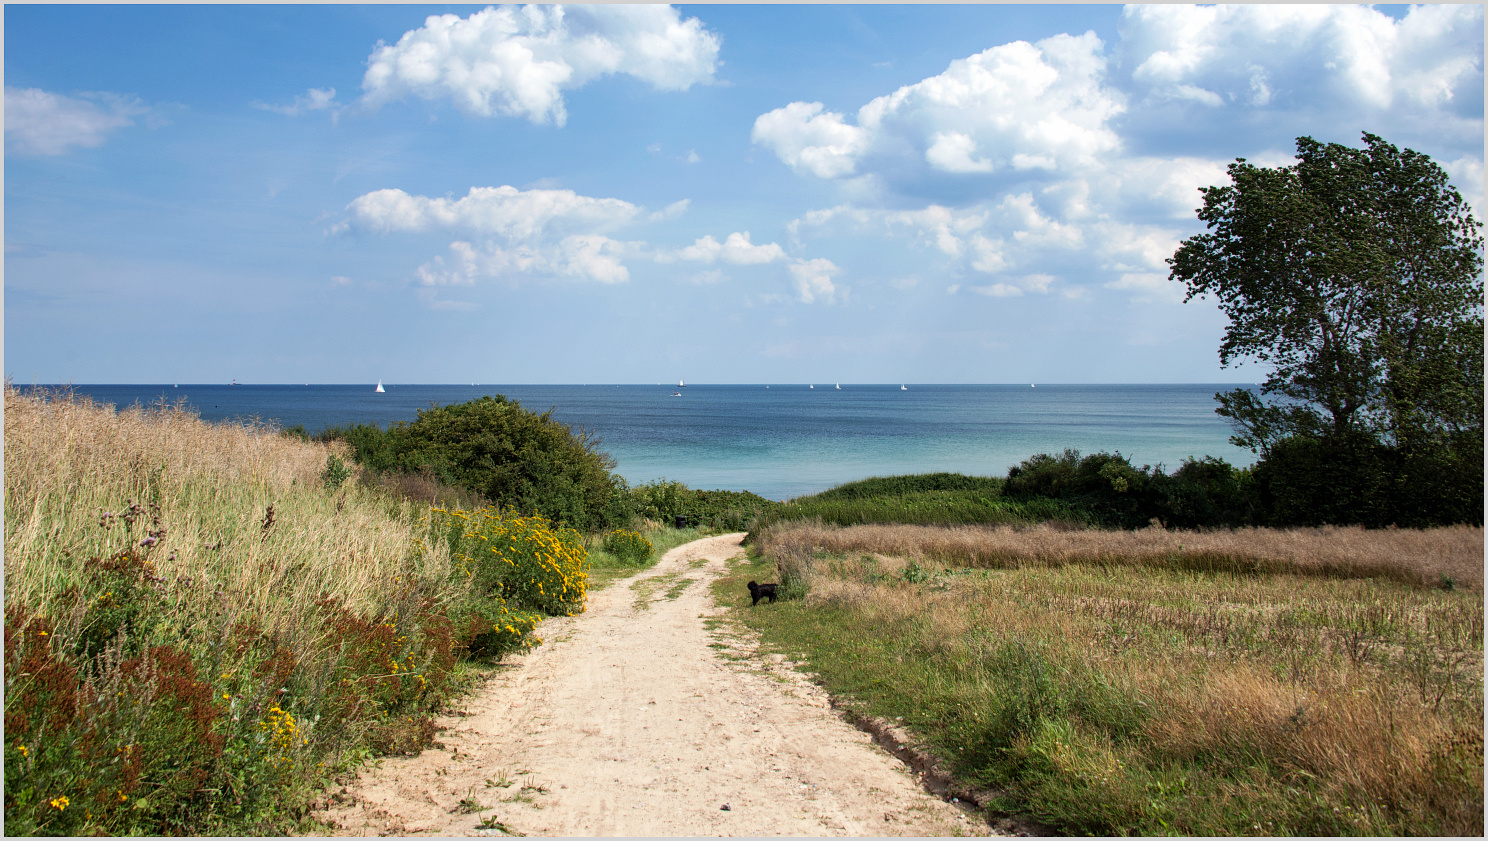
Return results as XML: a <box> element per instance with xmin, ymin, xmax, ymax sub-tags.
<box><xmin>5</xmin><ymin>3</ymin><xmax>1483</xmax><ymax>385</ymax></box>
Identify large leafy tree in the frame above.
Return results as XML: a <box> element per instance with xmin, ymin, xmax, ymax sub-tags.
<box><xmin>1168</xmin><ymin>133</ymin><xmax>1483</xmax><ymax>460</ymax></box>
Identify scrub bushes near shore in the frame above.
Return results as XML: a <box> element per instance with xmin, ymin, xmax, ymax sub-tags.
<box><xmin>2</xmin><ymin>385</ymin><xmax>579</xmax><ymax>835</ymax></box>
<box><xmin>629</xmin><ymin>480</ymin><xmax>781</xmax><ymax>531</ymax></box>
<box><xmin>732</xmin><ymin>521</ymin><xmax>1483</xmax><ymax>836</ymax></box>
<box><xmin>322</xmin><ymin>395</ymin><xmax>631</xmax><ymax>532</ymax></box>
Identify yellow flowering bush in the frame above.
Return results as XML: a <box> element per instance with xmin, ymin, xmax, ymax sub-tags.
<box><xmin>432</xmin><ymin>507</ymin><xmax>587</xmax><ymax>657</ymax></box>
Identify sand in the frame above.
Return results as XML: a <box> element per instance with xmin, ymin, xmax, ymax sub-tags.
<box><xmin>312</xmin><ymin>533</ymin><xmax>992</xmax><ymax>837</ymax></box>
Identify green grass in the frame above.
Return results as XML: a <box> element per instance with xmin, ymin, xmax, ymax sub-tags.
<box><xmin>744</xmin><ymin>473</ymin><xmax>1086</xmax><ymax>539</ymax></box>
<box><xmin>715</xmin><ymin>538</ymin><xmax>1483</xmax><ymax>836</ymax></box>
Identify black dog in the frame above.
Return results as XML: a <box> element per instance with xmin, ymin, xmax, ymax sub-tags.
<box><xmin>747</xmin><ymin>581</ymin><xmax>778</xmax><ymax>606</ymax></box>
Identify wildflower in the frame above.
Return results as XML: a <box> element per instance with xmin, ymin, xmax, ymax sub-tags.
<box><xmin>15</xmin><ymin>744</ymin><xmax>27</xmax><ymax>757</ymax></box>
<box><xmin>50</xmin><ymin>796</ymin><xmax>69</xmax><ymax>811</ymax></box>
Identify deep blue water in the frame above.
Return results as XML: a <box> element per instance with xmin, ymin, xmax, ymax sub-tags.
<box><xmin>24</xmin><ymin>383</ymin><xmax>1256</xmax><ymax>501</ymax></box>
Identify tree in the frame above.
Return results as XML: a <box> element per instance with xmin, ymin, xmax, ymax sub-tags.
<box><xmin>1169</xmin><ymin>133</ymin><xmax>1483</xmax><ymax>525</ymax></box>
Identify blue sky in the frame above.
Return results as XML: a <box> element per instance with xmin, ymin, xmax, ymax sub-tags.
<box><xmin>6</xmin><ymin>4</ymin><xmax>1483</xmax><ymax>385</ymax></box>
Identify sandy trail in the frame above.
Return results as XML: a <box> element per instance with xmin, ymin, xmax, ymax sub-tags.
<box><xmin>315</xmin><ymin>533</ymin><xmax>989</xmax><ymax>837</ymax></box>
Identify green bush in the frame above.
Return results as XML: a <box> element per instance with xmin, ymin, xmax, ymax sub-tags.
<box><xmin>810</xmin><ymin>472</ymin><xmax>1005</xmax><ymax>501</ymax></box>
<box><xmin>601</xmin><ymin>529</ymin><xmax>653</xmax><ymax>565</ymax></box>
<box><xmin>326</xmin><ymin>397</ymin><xmax>632</xmax><ymax>532</ymax></box>
<box><xmin>321</xmin><ymin>454</ymin><xmax>351</xmax><ymax>490</ymax></box>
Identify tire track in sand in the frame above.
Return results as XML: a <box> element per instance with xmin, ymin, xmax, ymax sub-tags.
<box><xmin>314</xmin><ymin>533</ymin><xmax>991</xmax><ymax>836</ymax></box>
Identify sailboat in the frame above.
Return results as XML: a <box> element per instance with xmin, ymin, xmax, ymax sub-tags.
<box><xmin>809</xmin><ymin>384</ymin><xmax>814</xmax><ymax>389</ymax></box>
<box><xmin>901</xmin><ymin>384</ymin><xmax>907</xmax><ymax>391</ymax></box>
<box><xmin>375</xmin><ymin>380</ymin><xmax>385</xmax><ymax>393</ymax></box>
<box><xmin>678</xmin><ymin>379</ymin><xmax>686</xmax><ymax>387</ymax></box>
<box><xmin>835</xmin><ymin>383</ymin><xmax>841</xmax><ymax>390</ymax></box>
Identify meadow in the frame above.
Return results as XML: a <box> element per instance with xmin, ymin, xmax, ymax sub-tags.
<box><xmin>724</xmin><ymin>520</ymin><xmax>1483</xmax><ymax>835</ymax></box>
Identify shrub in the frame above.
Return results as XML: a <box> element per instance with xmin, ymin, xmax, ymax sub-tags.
<box><xmin>321</xmin><ymin>454</ymin><xmax>352</xmax><ymax>489</ymax></box>
<box><xmin>602</xmin><ymin>529</ymin><xmax>653</xmax><ymax>565</ymax></box>
<box><xmin>327</xmin><ymin>397</ymin><xmax>631</xmax><ymax>532</ymax></box>
<box><xmin>433</xmin><ymin>507</ymin><xmax>587</xmax><ymax>657</ymax></box>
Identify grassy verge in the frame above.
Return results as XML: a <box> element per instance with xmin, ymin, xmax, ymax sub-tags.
<box><xmin>3</xmin><ymin>385</ymin><xmax>585</xmax><ymax>835</ymax></box>
<box><xmin>720</xmin><ymin>523</ymin><xmax>1483</xmax><ymax>836</ymax></box>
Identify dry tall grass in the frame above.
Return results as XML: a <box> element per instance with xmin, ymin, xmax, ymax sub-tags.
<box><xmin>5</xmin><ymin>384</ymin><xmax>455</xmax><ymax>628</ymax></box>
<box><xmin>748</xmin><ymin>520</ymin><xmax>1484</xmax><ymax>834</ymax></box>
<box><xmin>763</xmin><ymin>519</ymin><xmax>1483</xmax><ymax>592</ymax></box>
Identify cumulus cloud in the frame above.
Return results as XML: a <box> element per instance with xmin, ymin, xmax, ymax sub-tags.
<box><xmin>665</xmin><ymin>231</ymin><xmax>787</xmax><ymax>265</ymax></box>
<box><xmin>341</xmin><ymin>183</ymin><xmax>655</xmax><ymax>289</ymax></box>
<box><xmin>1121</xmin><ymin>4</ymin><xmax>1482</xmax><ymax>114</ymax></box>
<box><xmin>752</xmin><ymin>32</ymin><xmax>1123</xmax><ymax>186</ymax></box>
<box><xmin>751</xmin><ymin>101</ymin><xmax>871</xmax><ymax>179</ymax></box>
<box><xmin>360</xmin><ymin>4</ymin><xmax>720</xmax><ymax>125</ymax></box>
<box><xmin>414</xmin><ymin>235</ymin><xmax>637</xmax><ymax>286</ymax></box>
<box><xmin>254</xmin><ymin>87</ymin><xmax>337</xmax><ymax>116</ymax></box>
<box><xmin>4</xmin><ymin>87</ymin><xmax>147</xmax><ymax>155</ymax></box>
<box><xmin>341</xmin><ymin>185</ymin><xmax>640</xmax><ymax>240</ymax></box>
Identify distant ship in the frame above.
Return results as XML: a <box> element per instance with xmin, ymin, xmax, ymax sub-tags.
<box><xmin>678</xmin><ymin>379</ymin><xmax>686</xmax><ymax>387</ymax></box>
<box><xmin>901</xmin><ymin>385</ymin><xmax>907</xmax><ymax>391</ymax></box>
<box><xmin>809</xmin><ymin>384</ymin><xmax>814</xmax><ymax>389</ymax></box>
<box><xmin>836</xmin><ymin>383</ymin><xmax>841</xmax><ymax>390</ymax></box>
<box><xmin>231</xmin><ymin>379</ymin><xmax>239</xmax><ymax>386</ymax></box>
<box><xmin>672</xmin><ymin>391</ymin><xmax>683</xmax><ymax>397</ymax></box>
<box><xmin>375</xmin><ymin>380</ymin><xmax>385</xmax><ymax>393</ymax></box>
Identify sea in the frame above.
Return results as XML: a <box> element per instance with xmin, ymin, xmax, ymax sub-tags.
<box><xmin>23</xmin><ymin>383</ymin><xmax>1258</xmax><ymax>501</ymax></box>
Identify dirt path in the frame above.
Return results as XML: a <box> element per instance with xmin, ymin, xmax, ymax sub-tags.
<box><xmin>314</xmin><ymin>533</ymin><xmax>990</xmax><ymax>837</ymax></box>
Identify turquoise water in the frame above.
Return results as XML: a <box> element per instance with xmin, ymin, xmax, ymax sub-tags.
<box><xmin>30</xmin><ymin>383</ymin><xmax>1256</xmax><ymax>501</ymax></box>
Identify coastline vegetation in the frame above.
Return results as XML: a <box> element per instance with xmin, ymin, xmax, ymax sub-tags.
<box><xmin>725</xmin><ymin>520</ymin><xmax>1483</xmax><ymax>835</ymax></box>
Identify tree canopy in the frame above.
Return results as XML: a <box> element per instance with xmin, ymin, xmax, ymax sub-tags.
<box><xmin>1168</xmin><ymin>132</ymin><xmax>1483</xmax><ymax>526</ymax></box>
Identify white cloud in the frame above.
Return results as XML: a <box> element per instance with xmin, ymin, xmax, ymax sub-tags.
<box><xmin>970</xmin><ymin>283</ymin><xmax>1023</xmax><ymax>298</ymax></box>
<box><xmin>666</xmin><ymin>231</ymin><xmax>786</xmax><ymax>265</ymax></box>
<box><xmin>1121</xmin><ymin>4</ymin><xmax>1483</xmax><ymax>114</ymax></box>
<box><xmin>751</xmin><ymin>101</ymin><xmax>869</xmax><ymax>179</ymax></box>
<box><xmin>787</xmin><ymin>258</ymin><xmax>841</xmax><ymax>304</ymax></box>
<box><xmin>925</xmin><ymin>131</ymin><xmax>994</xmax><ymax>173</ymax></box>
<box><xmin>360</xmin><ymin>4</ymin><xmax>720</xmax><ymax>125</ymax></box>
<box><xmin>4</xmin><ymin>87</ymin><xmax>146</xmax><ymax>155</ymax></box>
<box><xmin>414</xmin><ymin>234</ymin><xmax>637</xmax><ymax>286</ymax></box>
<box><xmin>254</xmin><ymin>87</ymin><xmax>337</xmax><ymax>116</ymax></box>
<box><xmin>752</xmin><ymin>32</ymin><xmax>1124</xmax><ymax>185</ymax></box>
<box><xmin>342</xmin><ymin>185</ymin><xmax>639</xmax><ymax>240</ymax></box>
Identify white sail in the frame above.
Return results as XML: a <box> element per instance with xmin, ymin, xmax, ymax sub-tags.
<box><xmin>375</xmin><ymin>380</ymin><xmax>385</xmax><ymax>393</ymax></box>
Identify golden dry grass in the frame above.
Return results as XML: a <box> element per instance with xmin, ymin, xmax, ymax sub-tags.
<box><xmin>763</xmin><ymin>519</ymin><xmax>1483</xmax><ymax>591</ymax></box>
<box><xmin>4</xmin><ymin>383</ymin><xmax>456</xmax><ymax>637</ymax></box>
<box><xmin>744</xmin><ymin>519</ymin><xmax>1484</xmax><ymax>834</ymax></box>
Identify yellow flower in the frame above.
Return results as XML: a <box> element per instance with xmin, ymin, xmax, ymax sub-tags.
<box><xmin>50</xmin><ymin>796</ymin><xmax>69</xmax><ymax>811</ymax></box>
